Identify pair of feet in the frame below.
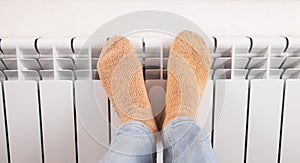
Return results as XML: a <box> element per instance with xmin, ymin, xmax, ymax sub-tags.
<box><xmin>97</xmin><ymin>30</ymin><xmax>210</xmax><ymax>133</ymax></box>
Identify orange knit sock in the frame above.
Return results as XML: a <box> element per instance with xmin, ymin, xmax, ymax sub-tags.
<box><xmin>97</xmin><ymin>36</ymin><xmax>157</xmax><ymax>133</ymax></box>
<box><xmin>161</xmin><ymin>30</ymin><xmax>211</xmax><ymax>129</ymax></box>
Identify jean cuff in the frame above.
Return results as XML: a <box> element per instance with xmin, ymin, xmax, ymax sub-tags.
<box><xmin>116</xmin><ymin>121</ymin><xmax>155</xmax><ymax>145</ymax></box>
<box><xmin>162</xmin><ymin>116</ymin><xmax>199</xmax><ymax>146</ymax></box>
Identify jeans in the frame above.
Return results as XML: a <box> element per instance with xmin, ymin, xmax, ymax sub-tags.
<box><xmin>99</xmin><ymin>117</ymin><xmax>219</xmax><ymax>163</ymax></box>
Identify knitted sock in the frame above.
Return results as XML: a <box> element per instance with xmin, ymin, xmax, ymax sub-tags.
<box><xmin>161</xmin><ymin>30</ymin><xmax>211</xmax><ymax>129</ymax></box>
<box><xmin>97</xmin><ymin>36</ymin><xmax>157</xmax><ymax>133</ymax></box>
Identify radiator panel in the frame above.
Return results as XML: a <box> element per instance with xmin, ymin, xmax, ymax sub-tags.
<box><xmin>280</xmin><ymin>79</ymin><xmax>300</xmax><ymax>163</ymax></box>
<box><xmin>39</xmin><ymin>81</ymin><xmax>76</xmax><ymax>163</ymax></box>
<box><xmin>3</xmin><ymin>81</ymin><xmax>43</xmax><ymax>163</ymax></box>
<box><xmin>246</xmin><ymin>79</ymin><xmax>284</xmax><ymax>163</ymax></box>
<box><xmin>75</xmin><ymin>81</ymin><xmax>109</xmax><ymax>163</ymax></box>
<box><xmin>0</xmin><ymin>82</ymin><xmax>8</xmax><ymax>163</ymax></box>
<box><xmin>214</xmin><ymin>80</ymin><xmax>248</xmax><ymax>162</ymax></box>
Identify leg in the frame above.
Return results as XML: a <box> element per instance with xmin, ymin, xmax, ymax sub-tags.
<box><xmin>163</xmin><ymin>117</ymin><xmax>218</xmax><ymax>163</ymax></box>
<box><xmin>161</xmin><ymin>30</ymin><xmax>219</xmax><ymax>162</ymax></box>
<box><xmin>97</xmin><ymin>36</ymin><xmax>158</xmax><ymax>163</ymax></box>
<box><xmin>99</xmin><ymin>121</ymin><xmax>156</xmax><ymax>163</ymax></box>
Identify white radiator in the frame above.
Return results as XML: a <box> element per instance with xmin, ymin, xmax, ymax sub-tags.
<box><xmin>0</xmin><ymin>36</ymin><xmax>299</xmax><ymax>163</ymax></box>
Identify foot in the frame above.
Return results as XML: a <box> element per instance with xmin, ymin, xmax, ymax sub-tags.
<box><xmin>97</xmin><ymin>36</ymin><xmax>157</xmax><ymax>133</ymax></box>
<box><xmin>161</xmin><ymin>30</ymin><xmax>211</xmax><ymax>129</ymax></box>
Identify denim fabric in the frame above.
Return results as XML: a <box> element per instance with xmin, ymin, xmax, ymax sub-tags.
<box><xmin>99</xmin><ymin>117</ymin><xmax>219</xmax><ymax>163</ymax></box>
<box><xmin>99</xmin><ymin>121</ymin><xmax>157</xmax><ymax>163</ymax></box>
<box><xmin>163</xmin><ymin>117</ymin><xmax>219</xmax><ymax>163</ymax></box>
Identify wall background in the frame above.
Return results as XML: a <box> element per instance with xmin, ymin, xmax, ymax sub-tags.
<box><xmin>0</xmin><ymin>0</ymin><xmax>299</xmax><ymax>37</ymax></box>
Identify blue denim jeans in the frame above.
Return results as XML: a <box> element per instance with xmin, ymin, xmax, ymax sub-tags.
<box><xmin>99</xmin><ymin>117</ymin><xmax>219</xmax><ymax>163</ymax></box>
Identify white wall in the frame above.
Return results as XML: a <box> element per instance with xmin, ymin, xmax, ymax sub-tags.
<box><xmin>0</xmin><ymin>0</ymin><xmax>300</xmax><ymax>37</ymax></box>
